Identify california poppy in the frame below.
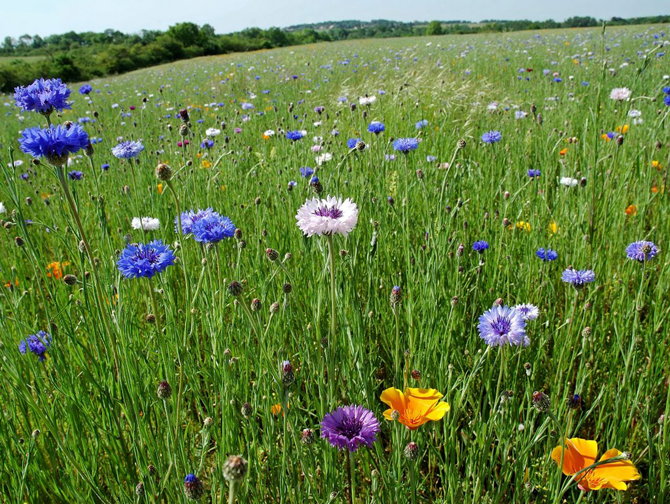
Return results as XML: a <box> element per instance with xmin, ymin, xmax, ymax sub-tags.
<box><xmin>551</xmin><ymin>438</ymin><xmax>640</xmax><ymax>491</ymax></box>
<box><xmin>380</xmin><ymin>387</ymin><xmax>450</xmax><ymax>430</ymax></box>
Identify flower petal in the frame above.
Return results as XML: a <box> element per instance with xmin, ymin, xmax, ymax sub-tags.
<box><xmin>551</xmin><ymin>438</ymin><xmax>598</xmax><ymax>476</ymax></box>
<box><xmin>592</xmin><ymin>449</ymin><xmax>641</xmax><ymax>489</ymax></box>
<box><xmin>424</xmin><ymin>401</ymin><xmax>450</xmax><ymax>421</ymax></box>
<box><xmin>380</xmin><ymin>387</ymin><xmax>406</xmax><ymax>414</ymax></box>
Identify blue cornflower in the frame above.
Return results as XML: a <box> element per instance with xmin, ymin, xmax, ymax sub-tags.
<box><xmin>18</xmin><ymin>330</ymin><xmax>51</xmax><ymax>361</ymax></box>
<box><xmin>176</xmin><ymin>208</ymin><xmax>216</xmax><ymax>235</ymax></box>
<box><xmin>478</xmin><ymin>305</ymin><xmax>529</xmax><ymax>347</ymax></box>
<box><xmin>347</xmin><ymin>138</ymin><xmax>361</xmax><ymax>149</ymax></box>
<box><xmin>201</xmin><ymin>139</ymin><xmax>214</xmax><ymax>149</ymax></box>
<box><xmin>111</xmin><ymin>140</ymin><xmax>144</xmax><ymax>159</ymax></box>
<box><xmin>664</xmin><ymin>94</ymin><xmax>670</xmax><ymax>107</ymax></box>
<box><xmin>528</xmin><ymin>169</ymin><xmax>541</xmax><ymax>178</ymax></box>
<box><xmin>536</xmin><ymin>248</ymin><xmax>558</xmax><ymax>261</ymax></box>
<box><xmin>415</xmin><ymin>119</ymin><xmax>428</xmax><ymax>129</ymax></box>
<box><xmin>117</xmin><ymin>240</ymin><xmax>175</xmax><ymax>279</ymax></box>
<box><xmin>192</xmin><ymin>213</ymin><xmax>236</xmax><ymax>244</ymax></box>
<box><xmin>662</xmin><ymin>86</ymin><xmax>670</xmax><ymax>95</ymax></box>
<box><xmin>626</xmin><ymin>241</ymin><xmax>659</xmax><ymax>262</ymax></box>
<box><xmin>14</xmin><ymin>78</ymin><xmax>71</xmax><ymax>115</ymax></box>
<box><xmin>68</xmin><ymin>170</ymin><xmax>83</xmax><ymax>180</ymax></box>
<box><xmin>241</xmin><ymin>102</ymin><xmax>254</xmax><ymax>110</ymax></box>
<box><xmin>427</xmin><ymin>155</ymin><xmax>437</xmax><ymax>162</ymax></box>
<box><xmin>481</xmin><ymin>130</ymin><xmax>502</xmax><ymax>144</ymax></box>
<box><xmin>367</xmin><ymin>121</ymin><xmax>385</xmax><ymax>134</ymax></box>
<box><xmin>286</xmin><ymin>130</ymin><xmax>304</xmax><ymax>141</ymax></box>
<box><xmin>473</xmin><ymin>240</ymin><xmax>489</xmax><ymax>253</ymax></box>
<box><xmin>392</xmin><ymin>138</ymin><xmax>419</xmax><ymax>153</ymax></box>
<box><xmin>314</xmin><ymin>106</ymin><xmax>325</xmax><ymax>114</ymax></box>
<box><xmin>79</xmin><ymin>84</ymin><xmax>93</xmax><ymax>95</ymax></box>
<box><xmin>183</xmin><ymin>473</ymin><xmax>204</xmax><ymax>500</ymax></box>
<box><xmin>554</xmin><ymin>77</ymin><xmax>563</xmax><ymax>83</ymax></box>
<box><xmin>19</xmin><ymin>124</ymin><xmax>89</xmax><ymax>166</ymax></box>
<box><xmin>101</xmin><ymin>163</ymin><xmax>110</xmax><ymax>171</ymax></box>
<box><xmin>561</xmin><ymin>268</ymin><xmax>595</xmax><ymax>288</ymax></box>
<box><xmin>299</xmin><ymin>167</ymin><xmax>314</xmax><ymax>178</ymax></box>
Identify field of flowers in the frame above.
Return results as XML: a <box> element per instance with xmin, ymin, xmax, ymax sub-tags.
<box><xmin>1</xmin><ymin>23</ymin><xmax>669</xmax><ymax>504</ymax></box>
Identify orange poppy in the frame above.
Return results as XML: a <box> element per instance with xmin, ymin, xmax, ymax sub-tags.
<box><xmin>625</xmin><ymin>204</ymin><xmax>637</xmax><ymax>216</ymax></box>
<box><xmin>380</xmin><ymin>387</ymin><xmax>450</xmax><ymax>430</ymax></box>
<box><xmin>46</xmin><ymin>261</ymin><xmax>69</xmax><ymax>280</ymax></box>
<box><xmin>551</xmin><ymin>438</ymin><xmax>640</xmax><ymax>491</ymax></box>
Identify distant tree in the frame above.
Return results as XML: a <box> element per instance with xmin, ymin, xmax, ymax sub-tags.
<box><xmin>426</xmin><ymin>21</ymin><xmax>443</xmax><ymax>36</ymax></box>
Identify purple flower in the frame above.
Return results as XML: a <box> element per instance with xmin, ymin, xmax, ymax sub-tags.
<box><xmin>14</xmin><ymin>78</ymin><xmax>71</xmax><ymax>115</ymax></box>
<box><xmin>561</xmin><ymin>268</ymin><xmax>595</xmax><ymax>288</ymax></box>
<box><xmin>528</xmin><ymin>169</ymin><xmax>541</xmax><ymax>178</ymax></box>
<box><xmin>392</xmin><ymin>138</ymin><xmax>419</xmax><ymax>153</ymax></box>
<box><xmin>481</xmin><ymin>130</ymin><xmax>502</xmax><ymax>144</ymax></box>
<box><xmin>478</xmin><ymin>305</ymin><xmax>529</xmax><ymax>347</ymax></box>
<box><xmin>321</xmin><ymin>405</ymin><xmax>380</xmax><ymax>452</ymax></box>
<box><xmin>19</xmin><ymin>124</ymin><xmax>89</xmax><ymax>165</ymax></box>
<box><xmin>18</xmin><ymin>330</ymin><xmax>51</xmax><ymax>361</ymax></box>
<box><xmin>367</xmin><ymin>121</ymin><xmax>385</xmax><ymax>134</ymax></box>
<box><xmin>117</xmin><ymin>240</ymin><xmax>175</xmax><ymax>279</ymax></box>
<box><xmin>626</xmin><ymin>241</ymin><xmax>659</xmax><ymax>262</ymax></box>
<box><xmin>68</xmin><ymin>170</ymin><xmax>83</xmax><ymax>180</ymax></box>
<box><xmin>536</xmin><ymin>248</ymin><xmax>558</xmax><ymax>261</ymax></box>
<box><xmin>299</xmin><ymin>167</ymin><xmax>314</xmax><ymax>178</ymax></box>
<box><xmin>472</xmin><ymin>240</ymin><xmax>489</xmax><ymax>253</ymax></box>
<box><xmin>286</xmin><ymin>130</ymin><xmax>304</xmax><ymax>141</ymax></box>
<box><xmin>79</xmin><ymin>84</ymin><xmax>93</xmax><ymax>95</ymax></box>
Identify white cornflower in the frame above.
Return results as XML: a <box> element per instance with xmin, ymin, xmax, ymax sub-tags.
<box><xmin>296</xmin><ymin>196</ymin><xmax>359</xmax><ymax>237</ymax></box>
<box><xmin>131</xmin><ymin>217</ymin><xmax>160</xmax><ymax>231</ymax></box>
<box><xmin>0</xmin><ymin>202</ymin><xmax>6</xmax><ymax>214</ymax></box>
<box><xmin>359</xmin><ymin>96</ymin><xmax>376</xmax><ymax>106</ymax></box>
<box><xmin>206</xmin><ymin>128</ymin><xmax>221</xmax><ymax>137</ymax></box>
<box><xmin>263</xmin><ymin>129</ymin><xmax>275</xmax><ymax>138</ymax></box>
<box><xmin>560</xmin><ymin>177</ymin><xmax>579</xmax><ymax>187</ymax></box>
<box><xmin>609</xmin><ymin>87</ymin><xmax>631</xmax><ymax>101</ymax></box>
<box><xmin>315</xmin><ymin>153</ymin><xmax>332</xmax><ymax>166</ymax></box>
<box><xmin>513</xmin><ymin>304</ymin><xmax>540</xmax><ymax>321</ymax></box>
<box><xmin>627</xmin><ymin>109</ymin><xmax>641</xmax><ymax>118</ymax></box>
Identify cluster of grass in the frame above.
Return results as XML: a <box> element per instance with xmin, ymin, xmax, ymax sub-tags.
<box><xmin>0</xmin><ymin>24</ymin><xmax>669</xmax><ymax>504</ymax></box>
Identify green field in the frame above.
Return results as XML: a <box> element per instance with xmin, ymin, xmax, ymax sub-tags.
<box><xmin>1</xmin><ymin>24</ymin><xmax>669</xmax><ymax>504</ymax></box>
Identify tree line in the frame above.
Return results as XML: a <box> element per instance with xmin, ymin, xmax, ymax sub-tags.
<box><xmin>1</xmin><ymin>15</ymin><xmax>668</xmax><ymax>92</ymax></box>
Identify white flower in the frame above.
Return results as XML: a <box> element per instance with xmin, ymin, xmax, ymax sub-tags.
<box><xmin>560</xmin><ymin>177</ymin><xmax>579</xmax><ymax>187</ymax></box>
<box><xmin>513</xmin><ymin>303</ymin><xmax>539</xmax><ymax>321</ymax></box>
<box><xmin>359</xmin><ymin>96</ymin><xmax>376</xmax><ymax>106</ymax></box>
<box><xmin>609</xmin><ymin>87</ymin><xmax>631</xmax><ymax>101</ymax></box>
<box><xmin>0</xmin><ymin>202</ymin><xmax>6</xmax><ymax>214</ymax></box>
<box><xmin>296</xmin><ymin>195</ymin><xmax>359</xmax><ymax>237</ymax></box>
<box><xmin>315</xmin><ymin>153</ymin><xmax>332</xmax><ymax>166</ymax></box>
<box><xmin>206</xmin><ymin>128</ymin><xmax>221</xmax><ymax>137</ymax></box>
<box><xmin>263</xmin><ymin>129</ymin><xmax>275</xmax><ymax>137</ymax></box>
<box><xmin>628</xmin><ymin>109</ymin><xmax>641</xmax><ymax>118</ymax></box>
<box><xmin>487</xmin><ymin>102</ymin><xmax>499</xmax><ymax>112</ymax></box>
<box><xmin>633</xmin><ymin>118</ymin><xmax>644</xmax><ymax>125</ymax></box>
<box><xmin>131</xmin><ymin>217</ymin><xmax>160</xmax><ymax>231</ymax></box>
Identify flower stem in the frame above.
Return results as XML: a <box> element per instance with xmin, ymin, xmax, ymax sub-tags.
<box><xmin>148</xmin><ymin>276</ymin><xmax>162</xmax><ymax>336</ymax></box>
<box><xmin>228</xmin><ymin>480</ymin><xmax>240</xmax><ymax>504</ymax></box>
<box><xmin>349</xmin><ymin>450</ymin><xmax>356</xmax><ymax>504</ymax></box>
<box><xmin>326</xmin><ymin>234</ymin><xmax>337</xmax><ymax>341</ymax></box>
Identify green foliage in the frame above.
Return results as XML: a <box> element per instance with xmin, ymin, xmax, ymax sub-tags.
<box><xmin>426</xmin><ymin>21</ymin><xmax>444</xmax><ymax>36</ymax></box>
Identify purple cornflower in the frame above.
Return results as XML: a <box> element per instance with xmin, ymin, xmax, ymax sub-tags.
<box><xmin>79</xmin><ymin>84</ymin><xmax>93</xmax><ymax>95</ymax></box>
<box><xmin>321</xmin><ymin>405</ymin><xmax>380</xmax><ymax>452</ymax></box>
<box><xmin>286</xmin><ymin>130</ymin><xmax>304</xmax><ymax>141</ymax></box>
<box><xmin>111</xmin><ymin>140</ymin><xmax>144</xmax><ymax>159</ymax></box>
<box><xmin>478</xmin><ymin>305</ymin><xmax>529</xmax><ymax>347</ymax></box>
<box><xmin>536</xmin><ymin>248</ymin><xmax>558</xmax><ymax>261</ymax></box>
<box><xmin>200</xmin><ymin>139</ymin><xmax>214</xmax><ymax>149</ymax></box>
<box><xmin>561</xmin><ymin>268</ymin><xmax>595</xmax><ymax>288</ymax></box>
<box><xmin>14</xmin><ymin>78</ymin><xmax>71</xmax><ymax>115</ymax></box>
<box><xmin>177</xmin><ymin>208</ymin><xmax>216</xmax><ymax>235</ymax></box>
<box><xmin>117</xmin><ymin>240</ymin><xmax>175</xmax><ymax>279</ymax></box>
<box><xmin>367</xmin><ymin>121</ymin><xmax>385</xmax><ymax>134</ymax></box>
<box><xmin>392</xmin><ymin>138</ymin><xmax>419</xmax><ymax>153</ymax></box>
<box><xmin>68</xmin><ymin>170</ymin><xmax>83</xmax><ymax>180</ymax></box>
<box><xmin>626</xmin><ymin>241</ymin><xmax>659</xmax><ymax>262</ymax></box>
<box><xmin>191</xmin><ymin>212</ymin><xmax>236</xmax><ymax>244</ymax></box>
<box><xmin>18</xmin><ymin>330</ymin><xmax>51</xmax><ymax>361</ymax></box>
<box><xmin>299</xmin><ymin>167</ymin><xmax>314</xmax><ymax>178</ymax></box>
<box><xmin>472</xmin><ymin>240</ymin><xmax>489</xmax><ymax>253</ymax></box>
<box><xmin>528</xmin><ymin>169</ymin><xmax>541</xmax><ymax>178</ymax></box>
<box><xmin>482</xmin><ymin>130</ymin><xmax>502</xmax><ymax>144</ymax></box>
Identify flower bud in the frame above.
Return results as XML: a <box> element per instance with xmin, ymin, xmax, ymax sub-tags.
<box><xmin>157</xmin><ymin>380</ymin><xmax>172</xmax><ymax>400</ymax></box>
<box><xmin>223</xmin><ymin>455</ymin><xmax>248</xmax><ymax>482</ymax></box>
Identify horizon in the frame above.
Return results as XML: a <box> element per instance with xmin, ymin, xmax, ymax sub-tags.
<box><xmin>1</xmin><ymin>0</ymin><xmax>667</xmax><ymax>40</ymax></box>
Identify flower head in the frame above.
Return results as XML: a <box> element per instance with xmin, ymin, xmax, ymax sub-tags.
<box><xmin>478</xmin><ymin>305</ymin><xmax>529</xmax><ymax>347</ymax></box>
<box><xmin>177</xmin><ymin>208</ymin><xmax>215</xmax><ymax>235</ymax></box>
<box><xmin>513</xmin><ymin>303</ymin><xmax>539</xmax><ymax>321</ymax></box>
<box><xmin>625</xmin><ymin>241</ymin><xmax>659</xmax><ymax>262</ymax></box>
<box><xmin>551</xmin><ymin>438</ymin><xmax>640</xmax><ymax>491</ymax></box>
<box><xmin>296</xmin><ymin>195</ymin><xmax>358</xmax><ymax>237</ymax></box>
<box><xmin>112</xmin><ymin>140</ymin><xmax>144</xmax><ymax>159</ymax></box>
<box><xmin>18</xmin><ymin>330</ymin><xmax>51</xmax><ymax>361</ymax></box>
<box><xmin>79</xmin><ymin>84</ymin><xmax>93</xmax><ymax>95</ymax></box>
<box><xmin>132</xmin><ymin>217</ymin><xmax>160</xmax><ymax>231</ymax></box>
<box><xmin>609</xmin><ymin>87</ymin><xmax>632</xmax><ymax>101</ymax></box>
<box><xmin>367</xmin><ymin>121</ymin><xmax>385</xmax><ymax>134</ymax></box>
<box><xmin>192</xmin><ymin>212</ymin><xmax>236</xmax><ymax>244</ymax></box>
<box><xmin>286</xmin><ymin>130</ymin><xmax>304</xmax><ymax>141</ymax></box>
<box><xmin>562</xmin><ymin>268</ymin><xmax>595</xmax><ymax>288</ymax></box>
<box><xmin>380</xmin><ymin>387</ymin><xmax>450</xmax><ymax>430</ymax></box>
<box><xmin>117</xmin><ymin>240</ymin><xmax>175</xmax><ymax>279</ymax></box>
<box><xmin>482</xmin><ymin>130</ymin><xmax>502</xmax><ymax>144</ymax></box>
<box><xmin>321</xmin><ymin>404</ymin><xmax>380</xmax><ymax>452</ymax></box>
<box><xmin>19</xmin><ymin>125</ymin><xmax>89</xmax><ymax>165</ymax></box>
<box><xmin>14</xmin><ymin>78</ymin><xmax>71</xmax><ymax>115</ymax></box>
<box><xmin>472</xmin><ymin>240</ymin><xmax>489</xmax><ymax>253</ymax></box>
<box><xmin>536</xmin><ymin>248</ymin><xmax>558</xmax><ymax>261</ymax></box>
<box><xmin>392</xmin><ymin>138</ymin><xmax>419</xmax><ymax>153</ymax></box>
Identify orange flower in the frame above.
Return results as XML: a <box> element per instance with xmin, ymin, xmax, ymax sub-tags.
<box><xmin>559</xmin><ymin>148</ymin><xmax>567</xmax><ymax>156</ymax></box>
<box><xmin>201</xmin><ymin>160</ymin><xmax>211</xmax><ymax>169</ymax></box>
<box><xmin>625</xmin><ymin>204</ymin><xmax>637</xmax><ymax>216</ymax></box>
<box><xmin>157</xmin><ymin>183</ymin><xmax>163</xmax><ymax>194</ymax></box>
<box><xmin>271</xmin><ymin>402</ymin><xmax>289</xmax><ymax>416</ymax></box>
<box><xmin>551</xmin><ymin>438</ymin><xmax>640</xmax><ymax>491</ymax></box>
<box><xmin>380</xmin><ymin>387</ymin><xmax>450</xmax><ymax>430</ymax></box>
<box><xmin>615</xmin><ymin>125</ymin><xmax>629</xmax><ymax>134</ymax></box>
<box><xmin>46</xmin><ymin>261</ymin><xmax>69</xmax><ymax>280</ymax></box>
<box><xmin>651</xmin><ymin>160</ymin><xmax>662</xmax><ymax>170</ymax></box>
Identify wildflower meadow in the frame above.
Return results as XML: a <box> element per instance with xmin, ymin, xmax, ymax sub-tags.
<box><xmin>1</xmin><ymin>23</ymin><xmax>669</xmax><ymax>504</ymax></box>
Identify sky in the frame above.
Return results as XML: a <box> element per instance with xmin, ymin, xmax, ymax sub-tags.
<box><xmin>1</xmin><ymin>0</ymin><xmax>667</xmax><ymax>39</ymax></box>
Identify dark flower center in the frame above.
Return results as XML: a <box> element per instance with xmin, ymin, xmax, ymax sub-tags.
<box><xmin>336</xmin><ymin>417</ymin><xmax>363</xmax><ymax>439</ymax></box>
<box><xmin>136</xmin><ymin>249</ymin><xmax>159</xmax><ymax>264</ymax></box>
<box><xmin>491</xmin><ymin>316</ymin><xmax>512</xmax><ymax>335</ymax></box>
<box><xmin>314</xmin><ymin>206</ymin><xmax>343</xmax><ymax>219</ymax></box>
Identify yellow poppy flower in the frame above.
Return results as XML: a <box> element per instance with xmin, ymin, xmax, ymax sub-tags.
<box><xmin>380</xmin><ymin>387</ymin><xmax>450</xmax><ymax>430</ymax></box>
<box><xmin>551</xmin><ymin>438</ymin><xmax>640</xmax><ymax>491</ymax></box>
